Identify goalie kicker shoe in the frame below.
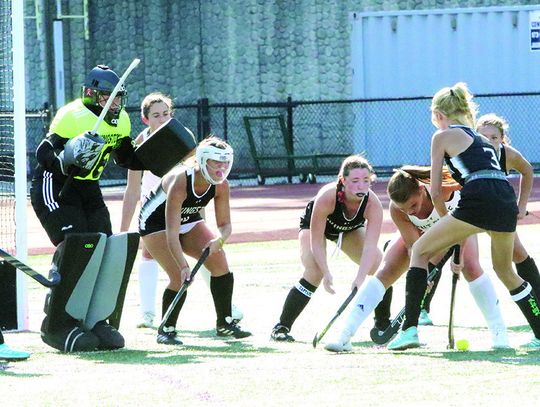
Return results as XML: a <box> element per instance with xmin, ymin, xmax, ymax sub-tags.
<box><xmin>270</xmin><ymin>324</ymin><xmax>295</xmax><ymax>342</ymax></box>
<box><xmin>217</xmin><ymin>317</ymin><xmax>252</xmax><ymax>339</ymax></box>
<box><xmin>157</xmin><ymin>326</ymin><xmax>183</xmax><ymax>345</ymax></box>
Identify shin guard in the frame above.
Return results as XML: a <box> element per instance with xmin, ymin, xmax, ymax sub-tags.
<box><xmin>402</xmin><ymin>267</ymin><xmax>428</xmax><ymax>330</ymax></box>
<box><xmin>210</xmin><ymin>273</ymin><xmax>234</xmax><ymax>326</ymax></box>
<box><xmin>373</xmin><ymin>285</ymin><xmax>393</xmax><ymax>330</ymax></box>
<box><xmin>511</xmin><ymin>282</ymin><xmax>540</xmax><ymax>338</ymax></box>
<box><xmin>278</xmin><ymin>278</ymin><xmax>318</xmax><ymax>329</ymax></box>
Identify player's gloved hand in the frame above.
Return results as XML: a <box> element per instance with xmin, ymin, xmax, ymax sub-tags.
<box><xmin>63</xmin><ymin>132</ymin><xmax>105</xmax><ymax>171</ymax></box>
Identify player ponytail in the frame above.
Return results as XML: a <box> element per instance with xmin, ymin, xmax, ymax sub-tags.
<box><xmin>431</xmin><ymin>82</ymin><xmax>478</xmax><ymax>128</ymax></box>
<box><xmin>388</xmin><ymin>165</ymin><xmax>458</xmax><ymax>204</ymax></box>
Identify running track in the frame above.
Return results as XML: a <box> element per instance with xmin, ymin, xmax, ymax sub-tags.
<box><xmin>26</xmin><ymin>177</ymin><xmax>540</xmax><ymax>255</ymax></box>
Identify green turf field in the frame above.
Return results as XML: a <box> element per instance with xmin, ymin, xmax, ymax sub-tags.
<box><xmin>2</xmin><ymin>228</ymin><xmax>540</xmax><ymax>406</ymax></box>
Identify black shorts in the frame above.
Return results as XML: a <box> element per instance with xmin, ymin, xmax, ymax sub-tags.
<box><xmin>452</xmin><ymin>178</ymin><xmax>518</xmax><ymax>232</ymax></box>
<box><xmin>138</xmin><ymin>201</ymin><xmax>203</xmax><ymax>236</ymax></box>
<box><xmin>30</xmin><ymin>174</ymin><xmax>112</xmax><ymax>246</ymax></box>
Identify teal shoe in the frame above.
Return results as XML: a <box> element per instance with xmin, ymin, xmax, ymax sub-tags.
<box><xmin>0</xmin><ymin>343</ymin><xmax>30</xmax><ymax>361</ymax></box>
<box><xmin>387</xmin><ymin>326</ymin><xmax>420</xmax><ymax>351</ymax></box>
<box><xmin>520</xmin><ymin>337</ymin><xmax>540</xmax><ymax>350</ymax></box>
<box><xmin>418</xmin><ymin>310</ymin><xmax>433</xmax><ymax>326</ymax></box>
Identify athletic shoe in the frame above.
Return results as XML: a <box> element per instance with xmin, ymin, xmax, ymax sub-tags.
<box><xmin>136</xmin><ymin>312</ymin><xmax>155</xmax><ymax>329</ymax></box>
<box><xmin>41</xmin><ymin>317</ymin><xmax>99</xmax><ymax>352</ymax></box>
<box><xmin>270</xmin><ymin>324</ymin><xmax>295</xmax><ymax>342</ymax></box>
<box><xmin>324</xmin><ymin>340</ymin><xmax>353</xmax><ymax>353</ymax></box>
<box><xmin>418</xmin><ymin>309</ymin><xmax>433</xmax><ymax>326</ymax></box>
<box><xmin>491</xmin><ymin>327</ymin><xmax>511</xmax><ymax>349</ymax></box>
<box><xmin>231</xmin><ymin>304</ymin><xmax>244</xmax><ymax>323</ymax></box>
<box><xmin>387</xmin><ymin>326</ymin><xmax>420</xmax><ymax>351</ymax></box>
<box><xmin>520</xmin><ymin>337</ymin><xmax>540</xmax><ymax>350</ymax></box>
<box><xmin>217</xmin><ymin>317</ymin><xmax>252</xmax><ymax>339</ymax></box>
<box><xmin>0</xmin><ymin>343</ymin><xmax>30</xmax><ymax>361</ymax></box>
<box><xmin>92</xmin><ymin>321</ymin><xmax>125</xmax><ymax>350</ymax></box>
<box><xmin>157</xmin><ymin>326</ymin><xmax>183</xmax><ymax>345</ymax></box>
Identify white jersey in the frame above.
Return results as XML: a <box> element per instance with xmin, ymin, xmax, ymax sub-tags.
<box><xmin>407</xmin><ymin>185</ymin><xmax>460</xmax><ymax>232</ymax></box>
<box><xmin>139</xmin><ymin>128</ymin><xmax>162</xmax><ymax>202</ymax></box>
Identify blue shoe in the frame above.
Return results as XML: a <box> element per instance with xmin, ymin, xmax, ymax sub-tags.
<box><xmin>520</xmin><ymin>337</ymin><xmax>540</xmax><ymax>350</ymax></box>
<box><xmin>387</xmin><ymin>326</ymin><xmax>420</xmax><ymax>351</ymax></box>
<box><xmin>418</xmin><ymin>310</ymin><xmax>433</xmax><ymax>326</ymax></box>
<box><xmin>0</xmin><ymin>343</ymin><xmax>30</xmax><ymax>361</ymax></box>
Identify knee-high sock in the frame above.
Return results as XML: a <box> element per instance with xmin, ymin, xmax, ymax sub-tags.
<box><xmin>210</xmin><ymin>273</ymin><xmax>234</xmax><ymax>326</ymax></box>
<box><xmin>516</xmin><ymin>257</ymin><xmax>540</xmax><ymax>300</ymax></box>
<box><xmin>338</xmin><ymin>277</ymin><xmax>386</xmax><ymax>342</ymax></box>
<box><xmin>161</xmin><ymin>288</ymin><xmax>187</xmax><ymax>329</ymax></box>
<box><xmin>510</xmin><ymin>282</ymin><xmax>540</xmax><ymax>338</ymax></box>
<box><xmin>402</xmin><ymin>267</ymin><xmax>428</xmax><ymax>331</ymax></box>
<box><xmin>373</xmin><ymin>285</ymin><xmax>393</xmax><ymax>328</ymax></box>
<box><xmin>139</xmin><ymin>258</ymin><xmax>159</xmax><ymax>316</ymax></box>
<box><xmin>468</xmin><ymin>273</ymin><xmax>506</xmax><ymax>333</ymax></box>
<box><xmin>278</xmin><ymin>278</ymin><xmax>317</xmax><ymax>329</ymax></box>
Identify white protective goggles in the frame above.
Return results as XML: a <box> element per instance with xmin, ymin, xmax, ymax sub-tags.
<box><xmin>195</xmin><ymin>144</ymin><xmax>234</xmax><ymax>185</ymax></box>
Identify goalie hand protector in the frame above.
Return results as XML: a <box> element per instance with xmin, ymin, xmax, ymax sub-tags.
<box><xmin>62</xmin><ymin>132</ymin><xmax>105</xmax><ymax>171</ymax></box>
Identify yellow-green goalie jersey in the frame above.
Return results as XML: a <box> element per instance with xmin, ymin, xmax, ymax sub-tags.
<box><xmin>34</xmin><ymin>98</ymin><xmax>145</xmax><ymax>182</ymax></box>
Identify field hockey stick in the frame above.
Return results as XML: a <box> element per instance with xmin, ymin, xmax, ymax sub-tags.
<box><xmin>59</xmin><ymin>58</ymin><xmax>141</xmax><ymax>199</ymax></box>
<box><xmin>312</xmin><ymin>286</ymin><xmax>358</xmax><ymax>348</ymax></box>
<box><xmin>158</xmin><ymin>247</ymin><xmax>210</xmax><ymax>332</ymax></box>
<box><xmin>447</xmin><ymin>246</ymin><xmax>461</xmax><ymax>349</ymax></box>
<box><xmin>0</xmin><ymin>248</ymin><xmax>61</xmax><ymax>288</ymax></box>
<box><xmin>370</xmin><ymin>246</ymin><xmax>457</xmax><ymax>345</ymax></box>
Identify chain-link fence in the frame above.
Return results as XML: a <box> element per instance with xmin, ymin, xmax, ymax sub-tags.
<box><xmin>25</xmin><ymin>92</ymin><xmax>540</xmax><ymax>186</ymax></box>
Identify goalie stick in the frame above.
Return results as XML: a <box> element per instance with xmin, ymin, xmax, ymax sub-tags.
<box><xmin>0</xmin><ymin>248</ymin><xmax>60</xmax><ymax>288</ymax></box>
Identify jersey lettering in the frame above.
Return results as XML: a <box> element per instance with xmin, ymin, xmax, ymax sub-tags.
<box><xmin>483</xmin><ymin>147</ymin><xmax>501</xmax><ymax>171</ymax></box>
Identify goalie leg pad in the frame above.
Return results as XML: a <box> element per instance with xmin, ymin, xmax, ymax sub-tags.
<box><xmin>41</xmin><ymin>233</ymin><xmax>107</xmax><ymax>352</ymax></box>
<box><xmin>84</xmin><ymin>232</ymin><xmax>140</xmax><ymax>331</ymax></box>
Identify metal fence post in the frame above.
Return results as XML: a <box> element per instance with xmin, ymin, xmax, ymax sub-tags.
<box><xmin>286</xmin><ymin>95</ymin><xmax>295</xmax><ymax>182</ymax></box>
<box><xmin>197</xmin><ymin>97</ymin><xmax>210</xmax><ymax>141</ymax></box>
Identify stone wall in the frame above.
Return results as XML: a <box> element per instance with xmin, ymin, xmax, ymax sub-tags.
<box><xmin>23</xmin><ymin>0</ymin><xmax>535</xmax><ymax>110</ymax></box>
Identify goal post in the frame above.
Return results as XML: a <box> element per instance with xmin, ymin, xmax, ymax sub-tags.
<box><xmin>0</xmin><ymin>0</ymin><xmax>29</xmax><ymax>331</ymax></box>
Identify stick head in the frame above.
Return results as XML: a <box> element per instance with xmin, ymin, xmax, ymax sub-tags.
<box><xmin>312</xmin><ymin>333</ymin><xmax>319</xmax><ymax>348</ymax></box>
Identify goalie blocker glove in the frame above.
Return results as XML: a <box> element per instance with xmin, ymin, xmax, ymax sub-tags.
<box><xmin>59</xmin><ymin>132</ymin><xmax>105</xmax><ymax>174</ymax></box>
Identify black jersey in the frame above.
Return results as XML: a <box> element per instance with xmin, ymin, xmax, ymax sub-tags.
<box><xmin>498</xmin><ymin>144</ymin><xmax>508</xmax><ymax>175</ymax></box>
<box><xmin>444</xmin><ymin>125</ymin><xmax>503</xmax><ymax>186</ymax></box>
<box><xmin>300</xmin><ymin>188</ymin><xmax>369</xmax><ymax>241</ymax></box>
<box><xmin>139</xmin><ymin>167</ymin><xmax>215</xmax><ymax>235</ymax></box>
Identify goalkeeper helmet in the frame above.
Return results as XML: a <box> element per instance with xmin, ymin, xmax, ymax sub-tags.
<box><xmin>82</xmin><ymin>65</ymin><xmax>127</xmax><ymax>125</ymax></box>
